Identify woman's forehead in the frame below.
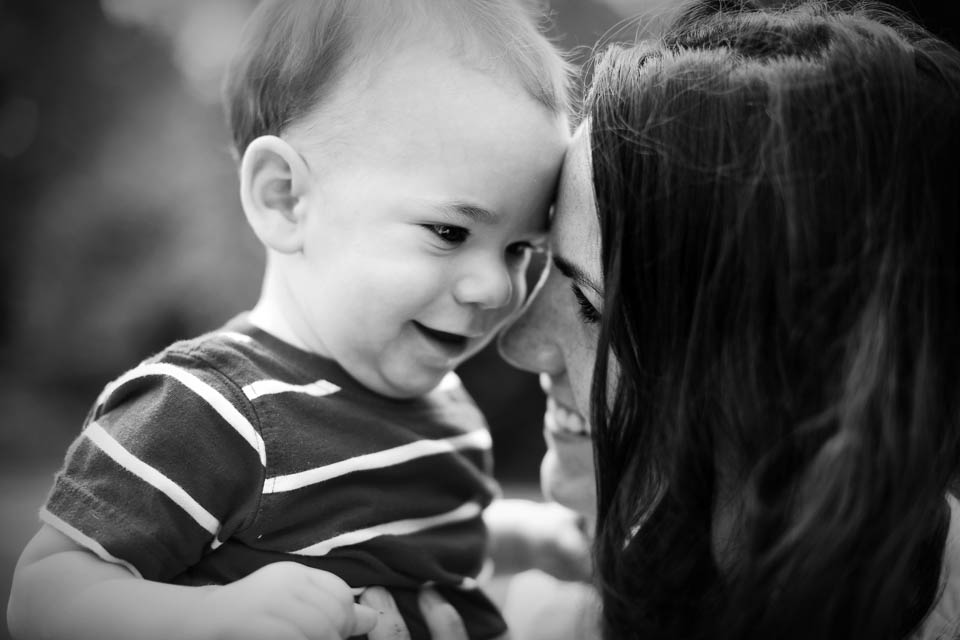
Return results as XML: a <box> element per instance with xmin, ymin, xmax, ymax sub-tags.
<box><xmin>552</xmin><ymin>124</ymin><xmax>601</xmax><ymax>282</ymax></box>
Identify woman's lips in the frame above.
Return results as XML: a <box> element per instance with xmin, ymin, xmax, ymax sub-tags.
<box><xmin>545</xmin><ymin>397</ymin><xmax>591</xmax><ymax>437</ymax></box>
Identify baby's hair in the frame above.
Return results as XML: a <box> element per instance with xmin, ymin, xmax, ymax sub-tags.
<box><xmin>223</xmin><ymin>0</ymin><xmax>573</xmax><ymax>159</ymax></box>
<box><xmin>587</xmin><ymin>1</ymin><xmax>960</xmax><ymax>639</ymax></box>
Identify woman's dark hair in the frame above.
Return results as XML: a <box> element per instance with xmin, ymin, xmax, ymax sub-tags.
<box><xmin>587</xmin><ymin>1</ymin><xmax>960</xmax><ymax>638</ymax></box>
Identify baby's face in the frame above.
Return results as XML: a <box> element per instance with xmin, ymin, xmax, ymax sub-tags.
<box><xmin>285</xmin><ymin>48</ymin><xmax>568</xmax><ymax>398</ymax></box>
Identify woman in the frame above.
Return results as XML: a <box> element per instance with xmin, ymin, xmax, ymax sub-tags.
<box><xmin>374</xmin><ymin>0</ymin><xmax>960</xmax><ymax>638</ymax></box>
<box><xmin>500</xmin><ymin>0</ymin><xmax>960</xmax><ymax>639</ymax></box>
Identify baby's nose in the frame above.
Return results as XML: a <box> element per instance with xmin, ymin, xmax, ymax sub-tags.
<box><xmin>453</xmin><ymin>260</ymin><xmax>515</xmax><ymax>310</ymax></box>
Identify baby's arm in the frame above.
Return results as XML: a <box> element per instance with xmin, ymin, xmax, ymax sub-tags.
<box><xmin>8</xmin><ymin>525</ymin><xmax>377</xmax><ymax>640</ymax></box>
<box><xmin>484</xmin><ymin>499</ymin><xmax>593</xmax><ymax>582</ymax></box>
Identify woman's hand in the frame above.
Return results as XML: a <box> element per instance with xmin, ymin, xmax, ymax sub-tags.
<box><xmin>362</xmin><ymin>587</ymin><xmax>494</xmax><ymax>640</ymax></box>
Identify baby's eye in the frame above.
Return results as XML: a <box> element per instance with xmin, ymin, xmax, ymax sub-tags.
<box><xmin>423</xmin><ymin>224</ymin><xmax>469</xmax><ymax>246</ymax></box>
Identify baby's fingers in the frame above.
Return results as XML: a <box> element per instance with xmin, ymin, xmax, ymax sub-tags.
<box><xmin>358</xmin><ymin>586</ymin><xmax>477</xmax><ymax>640</ymax></box>
<box><xmin>298</xmin><ymin>567</ymin><xmax>377</xmax><ymax>637</ymax></box>
<box><xmin>361</xmin><ymin>587</ymin><xmax>409</xmax><ymax>640</ymax></box>
<box><xmin>346</xmin><ymin>602</ymin><xmax>379</xmax><ymax>637</ymax></box>
<box><xmin>418</xmin><ymin>589</ymin><xmax>471</xmax><ymax>640</ymax></box>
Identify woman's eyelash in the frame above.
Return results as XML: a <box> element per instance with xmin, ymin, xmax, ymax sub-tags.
<box><xmin>571</xmin><ymin>284</ymin><xmax>601</xmax><ymax>324</ymax></box>
<box><xmin>424</xmin><ymin>224</ymin><xmax>469</xmax><ymax>245</ymax></box>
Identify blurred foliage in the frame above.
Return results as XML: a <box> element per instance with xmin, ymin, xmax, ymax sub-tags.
<box><xmin>1</xmin><ymin>0</ymin><xmax>263</xmax><ymax>461</ymax></box>
<box><xmin>0</xmin><ymin>0</ymin><xmax>955</xmax><ymax>473</ymax></box>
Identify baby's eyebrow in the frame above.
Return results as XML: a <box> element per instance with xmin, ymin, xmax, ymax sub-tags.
<box><xmin>433</xmin><ymin>200</ymin><xmax>501</xmax><ymax>225</ymax></box>
<box><xmin>553</xmin><ymin>254</ymin><xmax>602</xmax><ymax>294</ymax></box>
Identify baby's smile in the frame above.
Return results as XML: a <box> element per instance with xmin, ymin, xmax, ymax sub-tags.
<box><xmin>412</xmin><ymin>321</ymin><xmax>473</xmax><ymax>351</ymax></box>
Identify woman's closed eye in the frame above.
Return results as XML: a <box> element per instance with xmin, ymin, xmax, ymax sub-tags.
<box><xmin>423</xmin><ymin>224</ymin><xmax>470</xmax><ymax>246</ymax></box>
<box><xmin>571</xmin><ymin>284</ymin><xmax>601</xmax><ymax>324</ymax></box>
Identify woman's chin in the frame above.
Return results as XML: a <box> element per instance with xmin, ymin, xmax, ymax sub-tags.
<box><xmin>540</xmin><ymin>440</ymin><xmax>597</xmax><ymax>520</ymax></box>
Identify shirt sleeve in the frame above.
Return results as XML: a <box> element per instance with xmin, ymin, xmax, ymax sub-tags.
<box><xmin>41</xmin><ymin>353</ymin><xmax>265</xmax><ymax>581</ymax></box>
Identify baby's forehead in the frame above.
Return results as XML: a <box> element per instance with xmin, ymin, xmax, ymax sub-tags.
<box><xmin>290</xmin><ymin>47</ymin><xmax>568</xmax><ymax>170</ymax></box>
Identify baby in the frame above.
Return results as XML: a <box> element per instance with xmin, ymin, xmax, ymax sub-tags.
<box><xmin>7</xmin><ymin>1</ymin><xmax>572</xmax><ymax>639</ymax></box>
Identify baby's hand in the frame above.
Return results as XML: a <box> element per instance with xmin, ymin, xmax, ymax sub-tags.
<box><xmin>486</xmin><ymin>499</ymin><xmax>592</xmax><ymax>583</ymax></box>
<box><xmin>183</xmin><ymin>562</ymin><xmax>377</xmax><ymax>640</ymax></box>
<box><xmin>503</xmin><ymin>570</ymin><xmax>600</xmax><ymax>640</ymax></box>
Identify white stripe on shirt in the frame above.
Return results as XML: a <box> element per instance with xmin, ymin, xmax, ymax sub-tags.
<box><xmin>243</xmin><ymin>378</ymin><xmax>341</xmax><ymax>401</ymax></box>
<box><xmin>218</xmin><ymin>331</ymin><xmax>253</xmax><ymax>343</ymax></box>
<box><xmin>292</xmin><ymin>501</ymin><xmax>484</xmax><ymax>556</ymax></box>
<box><xmin>264</xmin><ymin>429</ymin><xmax>492</xmax><ymax>494</ymax></box>
<box><xmin>84</xmin><ymin>422</ymin><xmax>221</xmax><ymax>536</ymax></box>
<box><xmin>95</xmin><ymin>362</ymin><xmax>266</xmax><ymax>466</ymax></box>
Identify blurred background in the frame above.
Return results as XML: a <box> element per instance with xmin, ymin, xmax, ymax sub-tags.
<box><xmin>0</xmin><ymin>0</ymin><xmax>954</xmax><ymax>636</ymax></box>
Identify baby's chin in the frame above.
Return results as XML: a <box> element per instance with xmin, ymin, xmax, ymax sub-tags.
<box><xmin>540</xmin><ymin>443</ymin><xmax>597</xmax><ymax>520</ymax></box>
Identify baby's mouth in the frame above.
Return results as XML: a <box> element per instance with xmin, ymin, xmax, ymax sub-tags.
<box><xmin>412</xmin><ymin>321</ymin><xmax>470</xmax><ymax>348</ymax></box>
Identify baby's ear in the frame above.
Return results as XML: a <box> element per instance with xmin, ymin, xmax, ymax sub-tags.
<box><xmin>240</xmin><ymin>135</ymin><xmax>312</xmax><ymax>254</ymax></box>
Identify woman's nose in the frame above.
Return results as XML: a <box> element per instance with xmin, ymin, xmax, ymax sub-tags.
<box><xmin>498</xmin><ymin>268</ymin><xmax>565</xmax><ymax>374</ymax></box>
<box><xmin>453</xmin><ymin>258</ymin><xmax>515</xmax><ymax>310</ymax></box>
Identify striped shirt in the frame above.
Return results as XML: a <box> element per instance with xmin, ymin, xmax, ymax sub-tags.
<box><xmin>42</xmin><ymin>315</ymin><xmax>506</xmax><ymax>640</ymax></box>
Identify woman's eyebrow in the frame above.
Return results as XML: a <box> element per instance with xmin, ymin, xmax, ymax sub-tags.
<box><xmin>553</xmin><ymin>254</ymin><xmax>602</xmax><ymax>294</ymax></box>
